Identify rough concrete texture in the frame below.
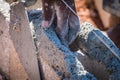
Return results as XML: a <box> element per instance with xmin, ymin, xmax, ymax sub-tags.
<box><xmin>0</xmin><ymin>11</ymin><xmax>30</xmax><ymax>80</ymax></box>
<box><xmin>74</xmin><ymin>22</ymin><xmax>120</xmax><ymax>80</ymax></box>
<box><xmin>103</xmin><ymin>0</ymin><xmax>120</xmax><ymax>17</ymax></box>
<box><xmin>28</xmin><ymin>10</ymin><xmax>97</xmax><ymax>80</ymax></box>
<box><xmin>9</xmin><ymin>40</ymin><xmax>30</xmax><ymax>80</ymax></box>
<box><xmin>9</xmin><ymin>2</ymin><xmax>40</xmax><ymax>80</ymax></box>
<box><xmin>0</xmin><ymin>12</ymin><xmax>10</xmax><ymax>80</ymax></box>
<box><xmin>94</xmin><ymin>0</ymin><xmax>120</xmax><ymax>29</ymax></box>
<box><xmin>0</xmin><ymin>1</ymin><xmax>32</xmax><ymax>80</ymax></box>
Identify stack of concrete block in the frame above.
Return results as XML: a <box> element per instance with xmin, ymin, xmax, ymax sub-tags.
<box><xmin>0</xmin><ymin>12</ymin><xmax>10</xmax><ymax>80</ymax></box>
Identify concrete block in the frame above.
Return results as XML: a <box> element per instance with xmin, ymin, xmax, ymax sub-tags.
<box><xmin>0</xmin><ymin>12</ymin><xmax>10</xmax><ymax>79</ymax></box>
<box><xmin>74</xmin><ymin>22</ymin><xmax>120</xmax><ymax>80</ymax></box>
<box><xmin>9</xmin><ymin>2</ymin><xmax>40</xmax><ymax>80</ymax></box>
<box><xmin>0</xmin><ymin>1</ymin><xmax>32</xmax><ymax>80</ymax></box>
<box><xmin>0</xmin><ymin>11</ymin><xmax>29</xmax><ymax>80</ymax></box>
<box><xmin>9</xmin><ymin>41</ymin><xmax>30</xmax><ymax>80</ymax></box>
<box><xmin>94</xmin><ymin>0</ymin><xmax>120</xmax><ymax>29</ymax></box>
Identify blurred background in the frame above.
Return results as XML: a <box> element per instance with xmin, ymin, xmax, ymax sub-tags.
<box><xmin>75</xmin><ymin>0</ymin><xmax>120</xmax><ymax>49</ymax></box>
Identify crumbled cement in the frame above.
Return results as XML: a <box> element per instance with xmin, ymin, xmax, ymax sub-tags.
<box><xmin>28</xmin><ymin>10</ymin><xmax>97</xmax><ymax>80</ymax></box>
<box><xmin>75</xmin><ymin>22</ymin><xmax>120</xmax><ymax>80</ymax></box>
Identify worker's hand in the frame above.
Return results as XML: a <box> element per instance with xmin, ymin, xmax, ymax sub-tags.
<box><xmin>41</xmin><ymin>20</ymin><xmax>50</xmax><ymax>29</ymax></box>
